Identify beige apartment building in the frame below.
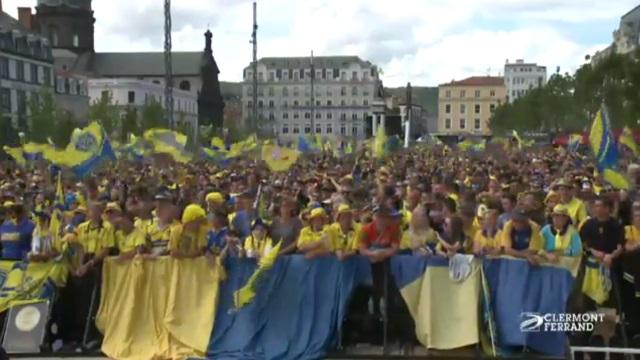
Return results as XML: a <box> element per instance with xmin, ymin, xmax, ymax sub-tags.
<box><xmin>437</xmin><ymin>76</ymin><xmax>506</xmax><ymax>135</ymax></box>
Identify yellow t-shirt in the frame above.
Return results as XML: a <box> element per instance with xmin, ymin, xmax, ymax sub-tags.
<box><xmin>169</xmin><ymin>224</ymin><xmax>207</xmax><ymax>256</ymax></box>
<box><xmin>114</xmin><ymin>228</ymin><xmax>145</xmax><ymax>253</ymax></box>
<box><xmin>563</xmin><ymin>197</ymin><xmax>588</xmax><ymax>226</ymax></box>
<box><xmin>75</xmin><ymin>220</ymin><xmax>116</xmax><ymax>255</ymax></box>
<box><xmin>327</xmin><ymin>222</ymin><xmax>361</xmax><ymax>251</ymax></box>
<box><xmin>474</xmin><ymin>229</ymin><xmax>502</xmax><ymax>250</ymax></box>
<box><xmin>400</xmin><ymin>228</ymin><xmax>437</xmax><ymax>250</ymax></box>
<box><xmin>146</xmin><ymin>219</ymin><xmax>178</xmax><ymax>255</ymax></box>
<box><xmin>624</xmin><ymin>225</ymin><xmax>640</xmax><ymax>247</ymax></box>
<box><xmin>297</xmin><ymin>226</ymin><xmax>331</xmax><ymax>250</ymax></box>
<box><xmin>244</xmin><ymin>235</ymin><xmax>274</xmax><ymax>257</ymax></box>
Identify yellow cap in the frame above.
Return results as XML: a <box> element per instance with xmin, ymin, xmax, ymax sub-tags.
<box><xmin>205</xmin><ymin>192</ymin><xmax>225</xmax><ymax>204</ymax></box>
<box><xmin>309</xmin><ymin>207</ymin><xmax>327</xmax><ymax>220</ymax></box>
<box><xmin>104</xmin><ymin>202</ymin><xmax>122</xmax><ymax>213</ymax></box>
<box><xmin>337</xmin><ymin>204</ymin><xmax>352</xmax><ymax>216</ymax></box>
<box><xmin>182</xmin><ymin>204</ymin><xmax>206</xmax><ymax>224</ymax></box>
<box><xmin>2</xmin><ymin>201</ymin><xmax>15</xmax><ymax>208</ymax></box>
<box><xmin>552</xmin><ymin>204</ymin><xmax>569</xmax><ymax>217</ymax></box>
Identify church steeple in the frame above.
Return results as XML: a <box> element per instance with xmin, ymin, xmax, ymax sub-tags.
<box><xmin>198</xmin><ymin>30</ymin><xmax>224</xmax><ymax>127</ymax></box>
<box><xmin>34</xmin><ymin>0</ymin><xmax>95</xmax><ymax>52</ymax></box>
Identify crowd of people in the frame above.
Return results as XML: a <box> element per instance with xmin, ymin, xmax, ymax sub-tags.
<box><xmin>0</xmin><ymin>143</ymin><xmax>639</xmax><ymax>355</ymax></box>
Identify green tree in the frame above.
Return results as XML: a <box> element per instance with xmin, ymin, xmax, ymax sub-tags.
<box><xmin>52</xmin><ymin>111</ymin><xmax>77</xmax><ymax>147</ymax></box>
<box><xmin>27</xmin><ymin>90</ymin><xmax>59</xmax><ymax>143</ymax></box>
<box><xmin>89</xmin><ymin>91</ymin><xmax>119</xmax><ymax>137</ymax></box>
<box><xmin>140</xmin><ymin>98</ymin><xmax>166</xmax><ymax>131</ymax></box>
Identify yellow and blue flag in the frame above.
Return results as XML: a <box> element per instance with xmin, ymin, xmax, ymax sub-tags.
<box><xmin>210</xmin><ymin>136</ymin><xmax>227</xmax><ymax>151</ymax></box>
<box><xmin>144</xmin><ymin>128</ymin><xmax>192</xmax><ymax>163</ymax></box>
<box><xmin>620</xmin><ymin>126</ymin><xmax>638</xmax><ymax>156</ymax></box>
<box><xmin>3</xmin><ymin>146</ymin><xmax>26</xmax><ymax>166</ymax></box>
<box><xmin>589</xmin><ymin>108</ymin><xmax>619</xmax><ymax>171</ymax></box>
<box><xmin>0</xmin><ymin>260</ymin><xmax>68</xmax><ymax>313</ymax></box>
<box><xmin>233</xmin><ymin>241</ymin><xmax>282</xmax><ymax>310</ymax></box>
<box><xmin>373</xmin><ymin>126</ymin><xmax>387</xmax><ymax>159</ymax></box>
<box><xmin>261</xmin><ymin>145</ymin><xmax>299</xmax><ymax>172</ymax></box>
<box><xmin>227</xmin><ymin>134</ymin><xmax>258</xmax><ymax>158</ymax></box>
<box><xmin>568</xmin><ymin>133</ymin><xmax>583</xmax><ymax>151</ymax></box>
<box><xmin>44</xmin><ymin>122</ymin><xmax>116</xmax><ymax>178</ymax></box>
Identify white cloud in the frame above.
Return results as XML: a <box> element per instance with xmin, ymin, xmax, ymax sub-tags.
<box><xmin>1</xmin><ymin>0</ymin><xmax>637</xmax><ymax>87</ymax></box>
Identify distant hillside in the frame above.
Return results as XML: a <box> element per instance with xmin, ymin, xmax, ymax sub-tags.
<box><xmin>384</xmin><ymin>86</ymin><xmax>438</xmax><ymax>114</ymax></box>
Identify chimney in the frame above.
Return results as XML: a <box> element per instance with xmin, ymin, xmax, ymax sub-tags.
<box><xmin>18</xmin><ymin>7</ymin><xmax>33</xmax><ymax>30</ymax></box>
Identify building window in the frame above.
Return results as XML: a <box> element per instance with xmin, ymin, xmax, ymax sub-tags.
<box><xmin>269</xmin><ymin>113</ymin><xmax>275</xmax><ymax>121</ymax></box>
<box><xmin>352</xmin><ymin>87</ymin><xmax>358</xmax><ymax>96</ymax></box>
<box><xmin>282</xmin><ymin>125</ymin><xmax>289</xmax><ymax>134</ymax></box>
<box><xmin>73</xmin><ymin>34</ymin><xmax>79</xmax><ymax>47</ymax></box>
<box><xmin>268</xmin><ymin>87</ymin><xmax>275</xmax><ymax>96</ymax></box>
<box><xmin>179</xmin><ymin>80</ymin><xmax>190</xmax><ymax>91</ymax></box>
<box><xmin>352</xmin><ymin>127</ymin><xmax>358</xmax><ymax>136</ymax></box>
<box><xmin>490</xmin><ymin>90</ymin><xmax>496</xmax><ymax>97</ymax></box>
<box><xmin>293</xmin><ymin>126</ymin><xmax>300</xmax><ymax>134</ymax></box>
<box><xmin>282</xmin><ymin>87</ymin><xmax>288</xmax><ymax>96</ymax></box>
<box><xmin>128</xmin><ymin>91</ymin><xmax>135</xmax><ymax>104</ymax></box>
<box><xmin>293</xmin><ymin>87</ymin><xmax>299</xmax><ymax>96</ymax></box>
<box><xmin>269</xmin><ymin>100</ymin><xmax>274</xmax><ymax>108</ymax></box>
<box><xmin>0</xmin><ymin>88</ymin><xmax>11</xmax><ymax>112</ymax></box>
<box><xmin>460</xmin><ymin>90</ymin><xmax>466</xmax><ymax>98</ymax></box>
<box><xmin>316</xmin><ymin>125</ymin><xmax>322</xmax><ymax>134</ymax></box>
<box><xmin>474</xmin><ymin>118</ymin><xmax>481</xmax><ymax>130</ymax></box>
<box><xmin>316</xmin><ymin>100</ymin><xmax>321</xmax><ymax>106</ymax></box>
<box><xmin>352</xmin><ymin>71</ymin><xmax>358</xmax><ymax>81</ymax></box>
<box><xmin>258</xmin><ymin>100</ymin><xmax>263</xmax><ymax>108</ymax></box>
<box><xmin>490</xmin><ymin>104</ymin><xmax>496</xmax><ymax>112</ymax></box>
<box><xmin>363</xmin><ymin>99</ymin><xmax>368</xmax><ymax>105</ymax></box>
<box><xmin>16</xmin><ymin>90</ymin><xmax>26</xmax><ymax>115</ymax></box>
<box><xmin>445</xmin><ymin>104</ymin><xmax>451</xmax><ymax>114</ymax></box>
<box><xmin>340</xmin><ymin>87</ymin><xmax>347</xmax><ymax>96</ymax></box>
<box><xmin>247</xmin><ymin>101</ymin><xmax>252</xmax><ymax>108</ymax></box>
<box><xmin>0</xmin><ymin>57</ymin><xmax>8</xmax><ymax>79</ymax></box>
<box><xmin>341</xmin><ymin>126</ymin><xmax>346</xmax><ymax>135</ymax></box>
<box><xmin>304</xmin><ymin>112</ymin><xmax>310</xmax><ymax>119</ymax></box>
<box><xmin>352</xmin><ymin>113</ymin><xmax>357</xmax><ymax>120</ymax></box>
<box><xmin>327</xmin><ymin>113</ymin><xmax>333</xmax><ymax>119</ymax></box>
<box><xmin>16</xmin><ymin>60</ymin><xmax>24</xmax><ymax>81</ymax></box>
<box><xmin>327</xmin><ymin>100</ymin><xmax>332</xmax><ymax>106</ymax></box>
<box><xmin>30</xmin><ymin>64</ymin><xmax>38</xmax><ymax>84</ymax></box>
<box><xmin>474</xmin><ymin>104</ymin><xmax>480</xmax><ymax>114</ymax></box>
<box><xmin>459</xmin><ymin>119</ymin><xmax>466</xmax><ymax>129</ymax></box>
<box><xmin>460</xmin><ymin>104</ymin><xmax>465</xmax><ymax>114</ymax></box>
<box><xmin>445</xmin><ymin>118</ymin><xmax>451</xmax><ymax>129</ymax></box>
<box><xmin>340</xmin><ymin>113</ymin><xmax>346</xmax><ymax>120</ymax></box>
<box><xmin>315</xmin><ymin>112</ymin><xmax>321</xmax><ymax>119</ymax></box>
<box><xmin>293</xmin><ymin>113</ymin><xmax>299</xmax><ymax>119</ymax></box>
<box><xmin>445</xmin><ymin>90</ymin><xmax>451</xmax><ymax>98</ymax></box>
<box><xmin>283</xmin><ymin>100</ymin><xmax>288</xmax><ymax>108</ymax></box>
<box><xmin>283</xmin><ymin>113</ymin><xmax>289</xmax><ymax>119</ymax></box>
<box><xmin>305</xmin><ymin>125</ymin><xmax>311</xmax><ymax>134</ymax></box>
<box><xmin>326</xmin><ymin>124</ymin><xmax>333</xmax><ymax>134</ymax></box>
<box><xmin>474</xmin><ymin>90</ymin><xmax>480</xmax><ymax>98</ymax></box>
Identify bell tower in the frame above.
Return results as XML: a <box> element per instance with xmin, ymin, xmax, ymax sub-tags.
<box><xmin>34</xmin><ymin>0</ymin><xmax>95</xmax><ymax>53</ymax></box>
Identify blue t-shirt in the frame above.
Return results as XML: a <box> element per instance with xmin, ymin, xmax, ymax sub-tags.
<box><xmin>511</xmin><ymin>226</ymin><xmax>532</xmax><ymax>251</ymax></box>
<box><xmin>0</xmin><ymin>218</ymin><xmax>35</xmax><ymax>260</ymax></box>
<box><xmin>207</xmin><ymin>227</ymin><xmax>229</xmax><ymax>252</ymax></box>
<box><xmin>231</xmin><ymin>211</ymin><xmax>252</xmax><ymax>240</ymax></box>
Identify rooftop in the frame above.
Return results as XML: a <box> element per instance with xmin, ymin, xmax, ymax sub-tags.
<box><xmin>440</xmin><ymin>76</ymin><xmax>504</xmax><ymax>87</ymax></box>
<box><xmin>254</xmin><ymin>56</ymin><xmax>372</xmax><ymax>69</ymax></box>
<box><xmin>91</xmin><ymin>52</ymin><xmax>203</xmax><ymax>77</ymax></box>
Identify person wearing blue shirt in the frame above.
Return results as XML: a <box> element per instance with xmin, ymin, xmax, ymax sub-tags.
<box><xmin>229</xmin><ymin>192</ymin><xmax>253</xmax><ymax>240</ymax></box>
<box><xmin>207</xmin><ymin>210</ymin><xmax>229</xmax><ymax>254</ymax></box>
<box><xmin>0</xmin><ymin>202</ymin><xmax>35</xmax><ymax>260</ymax></box>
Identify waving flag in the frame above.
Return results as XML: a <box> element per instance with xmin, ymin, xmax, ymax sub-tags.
<box><xmin>44</xmin><ymin>122</ymin><xmax>116</xmax><ymax>178</ymax></box>
<box><xmin>144</xmin><ymin>128</ymin><xmax>191</xmax><ymax>163</ymax></box>
<box><xmin>297</xmin><ymin>135</ymin><xmax>319</xmax><ymax>154</ymax></box>
<box><xmin>210</xmin><ymin>136</ymin><xmax>227</xmax><ymax>151</ymax></box>
<box><xmin>589</xmin><ymin>107</ymin><xmax>630</xmax><ymax>189</ymax></box>
<box><xmin>620</xmin><ymin>126</ymin><xmax>638</xmax><ymax>156</ymax></box>
<box><xmin>233</xmin><ymin>241</ymin><xmax>282</xmax><ymax>310</ymax></box>
<box><xmin>568</xmin><ymin>133</ymin><xmax>583</xmax><ymax>152</ymax></box>
<box><xmin>3</xmin><ymin>146</ymin><xmax>25</xmax><ymax>166</ymax></box>
<box><xmin>261</xmin><ymin>144</ymin><xmax>299</xmax><ymax>172</ymax></box>
<box><xmin>227</xmin><ymin>134</ymin><xmax>258</xmax><ymax>158</ymax></box>
<box><xmin>373</xmin><ymin>126</ymin><xmax>387</xmax><ymax>158</ymax></box>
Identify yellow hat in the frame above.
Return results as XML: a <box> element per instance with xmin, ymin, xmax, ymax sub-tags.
<box><xmin>337</xmin><ymin>204</ymin><xmax>352</xmax><ymax>216</ymax></box>
<box><xmin>2</xmin><ymin>201</ymin><xmax>15</xmax><ymax>208</ymax></box>
<box><xmin>205</xmin><ymin>192</ymin><xmax>225</xmax><ymax>204</ymax></box>
<box><xmin>309</xmin><ymin>207</ymin><xmax>327</xmax><ymax>220</ymax></box>
<box><xmin>552</xmin><ymin>204</ymin><xmax>570</xmax><ymax>217</ymax></box>
<box><xmin>182</xmin><ymin>204</ymin><xmax>206</xmax><ymax>224</ymax></box>
<box><xmin>104</xmin><ymin>202</ymin><xmax>122</xmax><ymax>213</ymax></box>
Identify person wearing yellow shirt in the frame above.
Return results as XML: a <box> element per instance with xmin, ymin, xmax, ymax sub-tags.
<box><xmin>624</xmin><ymin>208</ymin><xmax>640</xmax><ymax>252</ymax></box>
<box><xmin>297</xmin><ymin>207</ymin><xmax>332</xmax><ymax>258</ymax></box>
<box><xmin>473</xmin><ymin>207</ymin><xmax>502</xmax><ymax>256</ymax></box>
<box><xmin>400</xmin><ymin>206</ymin><xmax>438</xmax><ymax>255</ymax></box>
<box><xmin>205</xmin><ymin>192</ymin><xmax>226</xmax><ymax>213</ymax></box>
<box><xmin>244</xmin><ymin>218</ymin><xmax>273</xmax><ymax>259</ymax></box>
<box><xmin>328</xmin><ymin>204</ymin><xmax>361</xmax><ymax>260</ymax></box>
<box><xmin>143</xmin><ymin>191</ymin><xmax>178</xmax><ymax>256</ymax></box>
<box><xmin>72</xmin><ymin>202</ymin><xmax>116</xmax><ymax>276</ymax></box>
<box><xmin>502</xmin><ymin>208</ymin><xmax>542</xmax><ymax>264</ymax></box>
<box><xmin>112</xmin><ymin>211</ymin><xmax>146</xmax><ymax>260</ymax></box>
<box><xmin>554</xmin><ymin>179</ymin><xmax>588</xmax><ymax>226</ymax></box>
<box><xmin>170</xmin><ymin>204</ymin><xmax>207</xmax><ymax>258</ymax></box>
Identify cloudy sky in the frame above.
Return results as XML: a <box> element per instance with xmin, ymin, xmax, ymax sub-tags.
<box><xmin>4</xmin><ymin>0</ymin><xmax>637</xmax><ymax>86</ymax></box>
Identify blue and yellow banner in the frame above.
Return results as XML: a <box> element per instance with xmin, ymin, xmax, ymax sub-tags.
<box><xmin>0</xmin><ymin>260</ymin><xmax>68</xmax><ymax>313</ymax></box>
<box><xmin>144</xmin><ymin>128</ymin><xmax>192</xmax><ymax>163</ymax></box>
